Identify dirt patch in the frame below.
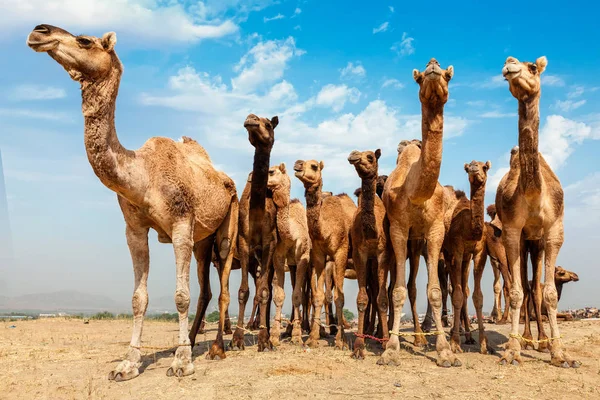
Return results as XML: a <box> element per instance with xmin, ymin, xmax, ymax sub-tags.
<box><xmin>1</xmin><ymin>318</ymin><xmax>599</xmax><ymax>399</ymax></box>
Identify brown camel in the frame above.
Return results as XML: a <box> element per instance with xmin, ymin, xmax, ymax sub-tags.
<box><xmin>485</xmin><ymin>204</ymin><xmax>512</xmax><ymax>324</ymax></box>
<box><xmin>379</xmin><ymin>58</ymin><xmax>459</xmax><ymax>368</ymax></box>
<box><xmin>496</xmin><ymin>56</ymin><xmax>579</xmax><ymax>368</ymax></box>
<box><xmin>27</xmin><ymin>25</ymin><xmax>239</xmax><ymax>380</ymax></box>
<box><xmin>442</xmin><ymin>161</ymin><xmax>492</xmax><ymax>355</ymax></box>
<box><xmin>266</xmin><ymin>163</ymin><xmax>311</xmax><ymax>346</ymax></box>
<box><xmin>348</xmin><ymin>149</ymin><xmax>391</xmax><ymax>358</ymax></box>
<box><xmin>294</xmin><ymin>160</ymin><xmax>356</xmax><ymax>348</ymax></box>
<box><xmin>235</xmin><ymin>114</ymin><xmax>279</xmax><ymax>352</ymax></box>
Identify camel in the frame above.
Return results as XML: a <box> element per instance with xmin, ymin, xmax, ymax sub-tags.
<box><xmin>26</xmin><ymin>25</ymin><xmax>239</xmax><ymax>380</ymax></box>
<box><xmin>266</xmin><ymin>163</ymin><xmax>311</xmax><ymax>346</ymax></box>
<box><xmin>442</xmin><ymin>161</ymin><xmax>492</xmax><ymax>355</ymax></box>
<box><xmin>294</xmin><ymin>160</ymin><xmax>356</xmax><ymax>348</ymax></box>
<box><xmin>348</xmin><ymin>149</ymin><xmax>391</xmax><ymax>358</ymax></box>
<box><xmin>485</xmin><ymin>204</ymin><xmax>512</xmax><ymax>324</ymax></box>
<box><xmin>379</xmin><ymin>58</ymin><xmax>459</xmax><ymax>368</ymax></box>
<box><xmin>496</xmin><ymin>55</ymin><xmax>580</xmax><ymax>368</ymax></box>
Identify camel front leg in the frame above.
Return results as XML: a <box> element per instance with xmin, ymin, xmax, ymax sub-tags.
<box><xmin>332</xmin><ymin>247</ymin><xmax>349</xmax><ymax>350</ymax></box>
<box><xmin>376</xmin><ymin>247</ymin><xmax>391</xmax><ymax>345</ymax></box>
<box><xmin>428</xmin><ymin>222</ymin><xmax>461</xmax><ymax>368</ymax></box>
<box><xmin>189</xmin><ymin>237</ymin><xmax>214</xmax><ymax>348</ymax></box>
<box><xmin>352</xmin><ymin>246</ymin><xmax>369</xmax><ymax>359</ymax></box>
<box><xmin>108</xmin><ymin>225</ymin><xmax>150</xmax><ymax>382</ymax></box>
<box><xmin>461</xmin><ymin>256</ymin><xmax>476</xmax><ymax>345</ymax></box>
<box><xmin>500</xmin><ymin>227</ymin><xmax>524</xmax><ymax>366</ymax></box>
<box><xmin>291</xmin><ymin>247</ymin><xmax>310</xmax><ymax>344</ymax></box>
<box><xmin>307</xmin><ymin>251</ymin><xmax>326</xmax><ymax>347</ymax></box>
<box><xmin>408</xmin><ymin>240</ymin><xmax>427</xmax><ymax>347</ymax></box>
<box><xmin>473</xmin><ymin>249</ymin><xmax>491</xmax><ymax>354</ymax></box>
<box><xmin>448</xmin><ymin>251</ymin><xmax>464</xmax><ymax>354</ymax></box>
<box><xmin>232</xmin><ymin>235</ymin><xmax>250</xmax><ymax>351</ymax></box>
<box><xmin>544</xmin><ymin>224</ymin><xmax>579</xmax><ymax>368</ymax></box>
<box><xmin>529</xmin><ymin>240</ymin><xmax>549</xmax><ymax>352</ymax></box>
<box><xmin>270</xmin><ymin>247</ymin><xmax>286</xmax><ymax>347</ymax></box>
<box><xmin>490</xmin><ymin>259</ymin><xmax>502</xmax><ymax>322</ymax></box>
<box><xmin>166</xmin><ymin>220</ymin><xmax>195</xmax><ymax>378</ymax></box>
<box><xmin>256</xmin><ymin>240</ymin><xmax>275</xmax><ymax>352</ymax></box>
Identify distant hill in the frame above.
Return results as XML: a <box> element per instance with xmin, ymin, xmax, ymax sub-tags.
<box><xmin>0</xmin><ymin>290</ymin><xmax>126</xmax><ymax>313</ymax></box>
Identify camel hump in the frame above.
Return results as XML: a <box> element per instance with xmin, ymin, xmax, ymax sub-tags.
<box><xmin>218</xmin><ymin>172</ymin><xmax>237</xmax><ymax>197</ymax></box>
<box><xmin>178</xmin><ymin>136</ymin><xmax>211</xmax><ymax>160</ymax></box>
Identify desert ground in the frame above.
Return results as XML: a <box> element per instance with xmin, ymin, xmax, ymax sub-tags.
<box><xmin>1</xmin><ymin>318</ymin><xmax>599</xmax><ymax>400</ymax></box>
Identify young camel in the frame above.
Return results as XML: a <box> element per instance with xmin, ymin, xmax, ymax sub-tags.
<box><xmin>497</xmin><ymin>56</ymin><xmax>579</xmax><ymax>367</ymax></box>
<box><xmin>443</xmin><ymin>161</ymin><xmax>492</xmax><ymax>355</ymax></box>
<box><xmin>380</xmin><ymin>58</ymin><xmax>459</xmax><ymax>368</ymax></box>
<box><xmin>266</xmin><ymin>163</ymin><xmax>311</xmax><ymax>346</ymax></box>
<box><xmin>26</xmin><ymin>25</ymin><xmax>238</xmax><ymax>380</ymax></box>
<box><xmin>485</xmin><ymin>204</ymin><xmax>512</xmax><ymax>324</ymax></box>
<box><xmin>294</xmin><ymin>160</ymin><xmax>356</xmax><ymax>348</ymax></box>
<box><xmin>348</xmin><ymin>149</ymin><xmax>391</xmax><ymax>359</ymax></box>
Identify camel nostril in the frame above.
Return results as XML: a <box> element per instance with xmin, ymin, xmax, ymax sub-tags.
<box><xmin>33</xmin><ymin>25</ymin><xmax>49</xmax><ymax>33</ymax></box>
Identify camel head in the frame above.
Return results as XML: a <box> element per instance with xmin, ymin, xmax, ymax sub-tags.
<box><xmin>413</xmin><ymin>58</ymin><xmax>454</xmax><ymax>106</ymax></box>
<box><xmin>376</xmin><ymin>175</ymin><xmax>388</xmax><ymax>198</ymax></box>
<box><xmin>348</xmin><ymin>149</ymin><xmax>381</xmax><ymax>179</ymax></box>
<box><xmin>486</xmin><ymin>204</ymin><xmax>497</xmax><ymax>219</ymax></box>
<box><xmin>464</xmin><ymin>160</ymin><xmax>491</xmax><ymax>187</ymax></box>
<box><xmin>555</xmin><ymin>266</ymin><xmax>579</xmax><ymax>284</ymax></box>
<box><xmin>502</xmin><ymin>56</ymin><xmax>547</xmax><ymax>101</ymax></box>
<box><xmin>267</xmin><ymin>163</ymin><xmax>290</xmax><ymax>192</ymax></box>
<box><xmin>293</xmin><ymin>159</ymin><xmax>324</xmax><ymax>188</ymax></box>
<box><xmin>244</xmin><ymin>114</ymin><xmax>278</xmax><ymax>148</ymax></box>
<box><xmin>27</xmin><ymin>24</ymin><xmax>119</xmax><ymax>83</ymax></box>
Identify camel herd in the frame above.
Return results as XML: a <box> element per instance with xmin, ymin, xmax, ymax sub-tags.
<box><xmin>26</xmin><ymin>24</ymin><xmax>582</xmax><ymax>381</ymax></box>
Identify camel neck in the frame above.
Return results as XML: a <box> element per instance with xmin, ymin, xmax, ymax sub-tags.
<box><xmin>249</xmin><ymin>147</ymin><xmax>272</xmax><ymax>212</ymax></box>
<box><xmin>81</xmin><ymin>54</ymin><xmax>134</xmax><ymax>195</ymax></box>
<box><xmin>273</xmin><ymin>189</ymin><xmax>292</xmax><ymax>241</ymax></box>
<box><xmin>469</xmin><ymin>181</ymin><xmax>486</xmax><ymax>241</ymax></box>
<box><xmin>304</xmin><ymin>182</ymin><xmax>323</xmax><ymax>241</ymax></box>
<box><xmin>411</xmin><ymin>102</ymin><xmax>444</xmax><ymax>202</ymax></box>
<box><xmin>359</xmin><ymin>176</ymin><xmax>377</xmax><ymax>240</ymax></box>
<box><xmin>556</xmin><ymin>281</ymin><xmax>563</xmax><ymax>302</ymax></box>
<box><xmin>517</xmin><ymin>97</ymin><xmax>542</xmax><ymax>199</ymax></box>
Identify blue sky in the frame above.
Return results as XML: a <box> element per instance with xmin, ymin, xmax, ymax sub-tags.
<box><xmin>0</xmin><ymin>0</ymin><xmax>598</xmax><ymax>314</ymax></box>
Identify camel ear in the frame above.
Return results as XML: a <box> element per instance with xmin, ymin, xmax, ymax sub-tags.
<box><xmin>375</xmin><ymin>149</ymin><xmax>381</xmax><ymax>159</ymax></box>
<box><xmin>247</xmin><ymin>172</ymin><xmax>253</xmax><ymax>182</ymax></box>
<box><xmin>484</xmin><ymin>161</ymin><xmax>492</xmax><ymax>171</ymax></box>
<box><xmin>445</xmin><ymin>65</ymin><xmax>454</xmax><ymax>81</ymax></box>
<box><xmin>464</xmin><ymin>163</ymin><xmax>469</xmax><ymax>173</ymax></box>
<box><xmin>101</xmin><ymin>32</ymin><xmax>117</xmax><ymax>51</ymax></box>
<box><xmin>271</xmin><ymin>116</ymin><xmax>279</xmax><ymax>129</ymax></box>
<box><xmin>319</xmin><ymin>161</ymin><xmax>325</xmax><ymax>170</ymax></box>
<box><xmin>535</xmin><ymin>56</ymin><xmax>547</xmax><ymax>74</ymax></box>
<box><xmin>279</xmin><ymin>162</ymin><xmax>286</xmax><ymax>173</ymax></box>
<box><xmin>413</xmin><ymin>69</ymin><xmax>423</xmax><ymax>83</ymax></box>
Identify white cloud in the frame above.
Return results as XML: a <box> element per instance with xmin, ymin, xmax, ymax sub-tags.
<box><xmin>564</xmin><ymin>172</ymin><xmax>600</xmax><ymax>228</ymax></box>
<box><xmin>539</xmin><ymin>115</ymin><xmax>594</xmax><ymax>170</ymax></box>
<box><xmin>554</xmin><ymin>99</ymin><xmax>586</xmax><ymax>112</ymax></box>
<box><xmin>292</xmin><ymin>8</ymin><xmax>301</xmax><ymax>16</ymax></box>
<box><xmin>264</xmin><ymin>13</ymin><xmax>284</xmax><ymax>22</ymax></box>
<box><xmin>232</xmin><ymin>37</ymin><xmax>304</xmax><ymax>93</ymax></box>
<box><xmin>314</xmin><ymin>84</ymin><xmax>361</xmax><ymax>112</ymax></box>
<box><xmin>389</xmin><ymin>6</ymin><xmax>395</xmax><ymax>12</ymax></box>
<box><xmin>541</xmin><ymin>74</ymin><xmax>565</xmax><ymax>87</ymax></box>
<box><xmin>480</xmin><ymin>111</ymin><xmax>517</xmax><ymax>118</ymax></box>
<box><xmin>382</xmin><ymin>78</ymin><xmax>404</xmax><ymax>90</ymax></box>
<box><xmin>293</xmin><ymin>25</ymin><xmax>301</xmax><ymax>30</ymax></box>
<box><xmin>0</xmin><ymin>0</ymin><xmax>241</xmax><ymax>43</ymax></box>
<box><xmin>12</xmin><ymin>85</ymin><xmax>66</xmax><ymax>101</ymax></box>
<box><xmin>340</xmin><ymin>62</ymin><xmax>366</xmax><ymax>80</ymax></box>
<box><xmin>567</xmin><ymin>86</ymin><xmax>585</xmax><ymax>98</ymax></box>
<box><xmin>373</xmin><ymin>21</ymin><xmax>389</xmax><ymax>34</ymax></box>
<box><xmin>478</xmin><ymin>75</ymin><xmax>506</xmax><ymax>89</ymax></box>
<box><xmin>466</xmin><ymin>100</ymin><xmax>486</xmax><ymax>107</ymax></box>
<box><xmin>0</xmin><ymin>108</ymin><xmax>73</xmax><ymax>122</ymax></box>
<box><xmin>391</xmin><ymin>32</ymin><xmax>415</xmax><ymax>56</ymax></box>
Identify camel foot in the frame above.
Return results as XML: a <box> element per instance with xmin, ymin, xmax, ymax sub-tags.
<box><xmin>496</xmin><ymin>318</ymin><xmax>508</xmax><ymax>325</ymax></box>
<box><xmin>228</xmin><ymin>328</ymin><xmax>245</xmax><ymax>351</ymax></box>
<box><xmin>305</xmin><ymin>336</ymin><xmax>320</xmax><ymax>348</ymax></box>
<box><xmin>538</xmin><ymin>339</ymin><xmax>550</xmax><ymax>353</ymax></box>
<box><xmin>108</xmin><ymin>348</ymin><xmax>141</xmax><ymax>382</ymax></box>
<box><xmin>377</xmin><ymin>347</ymin><xmax>401</xmax><ymax>366</ymax></box>
<box><xmin>499</xmin><ymin>337</ymin><xmax>522</xmax><ymax>366</ymax></box>
<box><xmin>438</xmin><ymin>348</ymin><xmax>461</xmax><ymax>368</ymax></box>
<box><xmin>421</xmin><ymin>318</ymin><xmax>433</xmax><ymax>333</ymax></box>
<box><xmin>167</xmin><ymin>345</ymin><xmax>195</xmax><ymax>377</ymax></box>
<box><xmin>257</xmin><ymin>328</ymin><xmax>274</xmax><ymax>352</ymax></box>
<box><xmin>224</xmin><ymin>319</ymin><xmax>233</xmax><ymax>336</ymax></box>
<box><xmin>291</xmin><ymin>322</ymin><xmax>302</xmax><ymax>345</ymax></box>
<box><xmin>480</xmin><ymin>335</ymin><xmax>489</xmax><ymax>355</ymax></box>
<box><xmin>441</xmin><ymin>315</ymin><xmax>450</xmax><ymax>328</ymax></box>
<box><xmin>413</xmin><ymin>334</ymin><xmax>428</xmax><ymax>347</ymax></box>
<box><xmin>352</xmin><ymin>337</ymin><xmax>365</xmax><ymax>360</ymax></box>
<box><xmin>551</xmin><ymin>350</ymin><xmax>581</xmax><ymax>369</ymax></box>
<box><xmin>269</xmin><ymin>325</ymin><xmax>281</xmax><ymax>347</ymax></box>
<box><xmin>319</xmin><ymin>326</ymin><xmax>328</xmax><ymax>339</ymax></box>
<box><xmin>206</xmin><ymin>338</ymin><xmax>226</xmax><ymax>360</ymax></box>
<box><xmin>335</xmin><ymin>331</ymin><xmax>348</xmax><ymax>350</ymax></box>
<box><xmin>282</xmin><ymin>322</ymin><xmax>293</xmax><ymax>338</ymax></box>
<box><xmin>450</xmin><ymin>338</ymin><xmax>463</xmax><ymax>354</ymax></box>
<box><xmin>464</xmin><ymin>335</ymin><xmax>476</xmax><ymax>345</ymax></box>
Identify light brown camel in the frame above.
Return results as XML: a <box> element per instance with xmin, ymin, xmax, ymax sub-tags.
<box><xmin>27</xmin><ymin>25</ymin><xmax>238</xmax><ymax>380</ymax></box>
<box><xmin>294</xmin><ymin>160</ymin><xmax>356</xmax><ymax>348</ymax></box>
<box><xmin>485</xmin><ymin>204</ymin><xmax>512</xmax><ymax>324</ymax></box>
<box><xmin>379</xmin><ymin>58</ymin><xmax>459</xmax><ymax>368</ymax></box>
<box><xmin>496</xmin><ymin>56</ymin><xmax>580</xmax><ymax>368</ymax></box>
<box><xmin>348</xmin><ymin>149</ymin><xmax>391</xmax><ymax>358</ymax></box>
<box><xmin>442</xmin><ymin>161</ymin><xmax>492</xmax><ymax>355</ymax></box>
<box><xmin>236</xmin><ymin>114</ymin><xmax>279</xmax><ymax>352</ymax></box>
<box><xmin>266</xmin><ymin>163</ymin><xmax>311</xmax><ymax>346</ymax></box>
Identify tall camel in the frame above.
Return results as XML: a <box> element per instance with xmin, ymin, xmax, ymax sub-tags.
<box><xmin>26</xmin><ymin>25</ymin><xmax>238</xmax><ymax>380</ymax></box>
<box><xmin>294</xmin><ymin>160</ymin><xmax>356</xmax><ymax>348</ymax></box>
<box><xmin>443</xmin><ymin>161</ymin><xmax>492</xmax><ymax>355</ymax></box>
<box><xmin>379</xmin><ymin>58</ymin><xmax>460</xmax><ymax>368</ymax></box>
<box><xmin>496</xmin><ymin>56</ymin><xmax>579</xmax><ymax>368</ymax></box>
<box><xmin>348</xmin><ymin>149</ymin><xmax>391</xmax><ymax>358</ymax></box>
<box><xmin>266</xmin><ymin>163</ymin><xmax>311</xmax><ymax>346</ymax></box>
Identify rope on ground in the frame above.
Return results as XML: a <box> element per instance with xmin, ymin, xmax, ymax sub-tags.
<box><xmin>389</xmin><ymin>330</ymin><xmax>444</xmax><ymax>337</ymax></box>
<box><xmin>312</xmin><ymin>318</ymin><xmax>339</xmax><ymax>329</ymax></box>
<box><xmin>354</xmin><ymin>333</ymin><xmax>389</xmax><ymax>343</ymax></box>
<box><xmin>509</xmin><ymin>333</ymin><xmax>564</xmax><ymax>344</ymax></box>
<box><xmin>130</xmin><ymin>343</ymin><xmax>188</xmax><ymax>351</ymax></box>
<box><xmin>234</xmin><ymin>325</ymin><xmax>260</xmax><ymax>336</ymax></box>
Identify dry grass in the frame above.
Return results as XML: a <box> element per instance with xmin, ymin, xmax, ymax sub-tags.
<box><xmin>1</xmin><ymin>319</ymin><xmax>599</xmax><ymax>399</ymax></box>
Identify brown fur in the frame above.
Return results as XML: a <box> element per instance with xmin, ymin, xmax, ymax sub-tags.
<box><xmin>380</xmin><ymin>58</ymin><xmax>459</xmax><ymax>367</ymax></box>
<box><xmin>496</xmin><ymin>56</ymin><xmax>577</xmax><ymax>367</ymax></box>
<box><xmin>27</xmin><ymin>24</ymin><xmax>239</xmax><ymax>380</ymax></box>
<box><xmin>294</xmin><ymin>159</ymin><xmax>356</xmax><ymax>349</ymax></box>
<box><xmin>348</xmin><ymin>149</ymin><xmax>391</xmax><ymax>358</ymax></box>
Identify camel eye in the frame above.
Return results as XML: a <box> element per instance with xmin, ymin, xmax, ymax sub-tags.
<box><xmin>529</xmin><ymin>64</ymin><xmax>538</xmax><ymax>73</ymax></box>
<box><xmin>311</xmin><ymin>164</ymin><xmax>318</xmax><ymax>171</ymax></box>
<box><xmin>77</xmin><ymin>37</ymin><xmax>92</xmax><ymax>46</ymax></box>
<box><xmin>367</xmin><ymin>155</ymin><xmax>373</xmax><ymax>162</ymax></box>
<box><xmin>265</xmin><ymin>123</ymin><xmax>272</xmax><ymax>129</ymax></box>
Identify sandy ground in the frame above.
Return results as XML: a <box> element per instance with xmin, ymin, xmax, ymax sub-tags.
<box><xmin>1</xmin><ymin>318</ymin><xmax>599</xmax><ymax>400</ymax></box>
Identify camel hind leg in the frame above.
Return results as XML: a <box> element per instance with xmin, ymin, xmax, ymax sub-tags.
<box><xmin>529</xmin><ymin>240</ymin><xmax>549</xmax><ymax>352</ymax></box>
<box><xmin>189</xmin><ymin>236</ymin><xmax>214</xmax><ymax>348</ymax></box>
<box><xmin>408</xmin><ymin>240</ymin><xmax>427</xmax><ymax>347</ymax></box>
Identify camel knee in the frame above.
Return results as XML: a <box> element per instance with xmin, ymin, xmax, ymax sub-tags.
<box><xmin>218</xmin><ymin>238</ymin><xmax>231</xmax><ymax>260</ymax></box>
<box><xmin>259</xmin><ymin>287</ymin><xmax>269</xmax><ymax>305</ymax></box>
<box><xmin>509</xmin><ymin>288</ymin><xmax>524</xmax><ymax>308</ymax></box>
<box><xmin>273</xmin><ymin>288</ymin><xmax>285</xmax><ymax>307</ymax></box>
<box><xmin>391</xmin><ymin>286</ymin><xmax>407</xmax><ymax>307</ymax></box>
<box><xmin>238</xmin><ymin>287</ymin><xmax>249</xmax><ymax>303</ymax></box>
<box><xmin>175</xmin><ymin>288</ymin><xmax>190</xmax><ymax>313</ymax></box>
<box><xmin>313</xmin><ymin>291</ymin><xmax>325</xmax><ymax>308</ymax></box>
<box><xmin>542</xmin><ymin>286</ymin><xmax>558</xmax><ymax>310</ymax></box>
<box><xmin>357</xmin><ymin>290</ymin><xmax>369</xmax><ymax>312</ymax></box>
<box><xmin>473</xmin><ymin>292</ymin><xmax>484</xmax><ymax>309</ymax></box>
<box><xmin>428</xmin><ymin>286</ymin><xmax>443</xmax><ymax>308</ymax></box>
<box><xmin>377</xmin><ymin>292</ymin><xmax>388</xmax><ymax>312</ymax></box>
<box><xmin>334</xmin><ymin>291</ymin><xmax>345</xmax><ymax>308</ymax></box>
<box><xmin>219</xmin><ymin>293</ymin><xmax>231</xmax><ymax>308</ymax></box>
<box><xmin>132</xmin><ymin>289</ymin><xmax>148</xmax><ymax>316</ymax></box>
<box><xmin>292</xmin><ymin>290</ymin><xmax>302</xmax><ymax>307</ymax></box>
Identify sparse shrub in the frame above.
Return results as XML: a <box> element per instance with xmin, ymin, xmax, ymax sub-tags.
<box><xmin>90</xmin><ymin>311</ymin><xmax>115</xmax><ymax>320</ymax></box>
<box><xmin>205</xmin><ymin>311</ymin><xmax>220</xmax><ymax>323</ymax></box>
<box><xmin>343</xmin><ymin>309</ymin><xmax>355</xmax><ymax>322</ymax></box>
